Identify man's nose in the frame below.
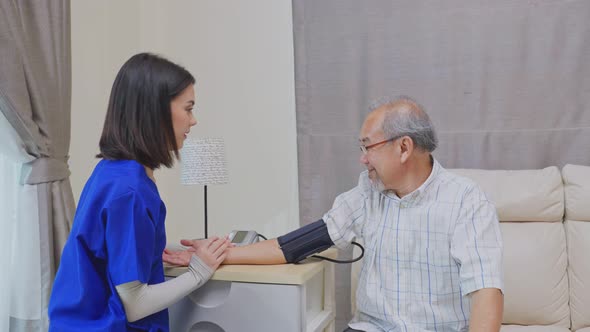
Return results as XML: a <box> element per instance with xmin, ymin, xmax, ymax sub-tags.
<box><xmin>360</xmin><ymin>152</ymin><xmax>368</xmax><ymax>165</ymax></box>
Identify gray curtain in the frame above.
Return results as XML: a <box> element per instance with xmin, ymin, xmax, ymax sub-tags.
<box><xmin>0</xmin><ymin>0</ymin><xmax>74</xmax><ymax>330</ymax></box>
<box><xmin>293</xmin><ymin>0</ymin><xmax>590</xmax><ymax>330</ymax></box>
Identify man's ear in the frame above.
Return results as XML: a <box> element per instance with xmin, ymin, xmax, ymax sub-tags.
<box><xmin>399</xmin><ymin>136</ymin><xmax>414</xmax><ymax>163</ymax></box>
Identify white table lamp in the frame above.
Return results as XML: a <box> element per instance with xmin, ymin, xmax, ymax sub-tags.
<box><xmin>180</xmin><ymin>137</ymin><xmax>228</xmax><ymax>238</ymax></box>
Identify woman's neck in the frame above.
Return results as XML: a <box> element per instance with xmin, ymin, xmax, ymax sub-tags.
<box><xmin>144</xmin><ymin>166</ymin><xmax>156</xmax><ymax>183</ymax></box>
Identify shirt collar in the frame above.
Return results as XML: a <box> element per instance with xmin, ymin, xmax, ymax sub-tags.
<box><xmin>383</xmin><ymin>156</ymin><xmax>442</xmax><ymax>203</ymax></box>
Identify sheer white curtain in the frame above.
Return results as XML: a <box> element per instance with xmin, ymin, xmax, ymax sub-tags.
<box><xmin>0</xmin><ymin>111</ymin><xmax>43</xmax><ymax>330</ymax></box>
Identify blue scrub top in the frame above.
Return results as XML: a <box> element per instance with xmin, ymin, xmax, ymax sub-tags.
<box><xmin>49</xmin><ymin>160</ymin><xmax>168</xmax><ymax>331</ymax></box>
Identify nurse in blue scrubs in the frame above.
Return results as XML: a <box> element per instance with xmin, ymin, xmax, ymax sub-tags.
<box><xmin>48</xmin><ymin>53</ymin><xmax>230</xmax><ymax>331</ymax></box>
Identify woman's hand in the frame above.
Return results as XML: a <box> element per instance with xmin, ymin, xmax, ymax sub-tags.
<box><xmin>163</xmin><ymin>237</ymin><xmax>219</xmax><ymax>266</ymax></box>
<box><xmin>162</xmin><ymin>237</ymin><xmax>218</xmax><ymax>266</ymax></box>
<box><xmin>162</xmin><ymin>236</ymin><xmax>233</xmax><ymax>268</ymax></box>
<box><xmin>162</xmin><ymin>237</ymin><xmax>231</xmax><ymax>269</ymax></box>
<box><xmin>183</xmin><ymin>237</ymin><xmax>231</xmax><ymax>270</ymax></box>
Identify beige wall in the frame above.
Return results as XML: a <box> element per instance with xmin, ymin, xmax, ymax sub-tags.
<box><xmin>70</xmin><ymin>0</ymin><xmax>299</xmax><ymax>243</ymax></box>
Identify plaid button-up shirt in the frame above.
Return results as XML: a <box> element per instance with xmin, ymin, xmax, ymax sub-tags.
<box><xmin>325</xmin><ymin>159</ymin><xmax>503</xmax><ymax>332</ymax></box>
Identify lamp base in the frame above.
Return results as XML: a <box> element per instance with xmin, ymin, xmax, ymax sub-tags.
<box><xmin>204</xmin><ymin>185</ymin><xmax>208</xmax><ymax>239</ymax></box>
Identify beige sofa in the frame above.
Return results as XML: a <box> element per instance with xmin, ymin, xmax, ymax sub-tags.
<box><xmin>351</xmin><ymin>164</ymin><xmax>590</xmax><ymax>331</ymax></box>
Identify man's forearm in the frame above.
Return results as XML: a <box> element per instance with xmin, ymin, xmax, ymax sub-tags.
<box><xmin>469</xmin><ymin>288</ymin><xmax>503</xmax><ymax>332</ymax></box>
<box><xmin>223</xmin><ymin>239</ymin><xmax>287</xmax><ymax>265</ymax></box>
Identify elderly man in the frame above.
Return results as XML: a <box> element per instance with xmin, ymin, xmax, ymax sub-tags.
<box><xmin>165</xmin><ymin>96</ymin><xmax>504</xmax><ymax>332</ymax></box>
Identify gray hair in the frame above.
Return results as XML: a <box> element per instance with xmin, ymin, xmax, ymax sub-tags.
<box><xmin>369</xmin><ymin>95</ymin><xmax>438</xmax><ymax>152</ymax></box>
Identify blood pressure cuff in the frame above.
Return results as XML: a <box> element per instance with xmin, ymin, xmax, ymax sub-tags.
<box><xmin>277</xmin><ymin>219</ymin><xmax>334</xmax><ymax>263</ymax></box>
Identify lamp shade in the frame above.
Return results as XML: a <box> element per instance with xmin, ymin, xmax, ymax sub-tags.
<box><xmin>180</xmin><ymin>138</ymin><xmax>228</xmax><ymax>185</ymax></box>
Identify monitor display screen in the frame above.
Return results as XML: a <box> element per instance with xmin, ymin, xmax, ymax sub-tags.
<box><xmin>232</xmin><ymin>231</ymin><xmax>248</xmax><ymax>243</ymax></box>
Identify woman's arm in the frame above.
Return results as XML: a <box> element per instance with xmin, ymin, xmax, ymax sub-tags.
<box><xmin>116</xmin><ymin>256</ymin><xmax>211</xmax><ymax>322</ymax></box>
<box><xmin>117</xmin><ymin>237</ymin><xmax>229</xmax><ymax>322</ymax></box>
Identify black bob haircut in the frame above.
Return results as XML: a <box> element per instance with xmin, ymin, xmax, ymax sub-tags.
<box><xmin>97</xmin><ymin>53</ymin><xmax>195</xmax><ymax>169</ymax></box>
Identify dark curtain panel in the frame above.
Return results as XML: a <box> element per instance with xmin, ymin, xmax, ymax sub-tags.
<box><xmin>293</xmin><ymin>0</ymin><xmax>590</xmax><ymax>329</ymax></box>
<box><xmin>0</xmin><ymin>0</ymin><xmax>74</xmax><ymax>330</ymax></box>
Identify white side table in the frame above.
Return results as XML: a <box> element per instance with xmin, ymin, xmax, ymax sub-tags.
<box><xmin>165</xmin><ymin>249</ymin><xmax>336</xmax><ymax>332</ymax></box>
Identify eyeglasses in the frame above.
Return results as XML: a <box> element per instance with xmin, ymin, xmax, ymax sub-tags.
<box><xmin>359</xmin><ymin>136</ymin><xmax>401</xmax><ymax>154</ymax></box>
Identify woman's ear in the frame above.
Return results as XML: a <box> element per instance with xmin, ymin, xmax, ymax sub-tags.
<box><xmin>399</xmin><ymin>136</ymin><xmax>414</xmax><ymax>164</ymax></box>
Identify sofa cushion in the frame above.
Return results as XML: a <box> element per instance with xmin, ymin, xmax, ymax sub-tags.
<box><xmin>563</xmin><ymin>164</ymin><xmax>590</xmax><ymax>221</ymax></box>
<box><xmin>451</xmin><ymin>167</ymin><xmax>563</xmax><ymax>222</ymax></box>
<box><xmin>501</xmin><ymin>222</ymin><xmax>569</xmax><ymax>327</ymax></box>
<box><xmin>563</xmin><ymin>164</ymin><xmax>590</xmax><ymax>331</ymax></box>
<box><xmin>451</xmin><ymin>167</ymin><xmax>568</xmax><ymax>327</ymax></box>
<box><xmin>576</xmin><ymin>328</ymin><xmax>590</xmax><ymax>332</ymax></box>
<box><xmin>566</xmin><ymin>220</ymin><xmax>590</xmax><ymax>331</ymax></box>
<box><xmin>501</xmin><ymin>325</ymin><xmax>570</xmax><ymax>332</ymax></box>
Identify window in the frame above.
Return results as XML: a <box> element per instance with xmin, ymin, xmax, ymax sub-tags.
<box><xmin>0</xmin><ymin>109</ymin><xmax>43</xmax><ymax>330</ymax></box>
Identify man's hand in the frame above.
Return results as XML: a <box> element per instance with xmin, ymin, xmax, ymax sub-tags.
<box><xmin>162</xmin><ymin>247</ymin><xmax>195</xmax><ymax>266</ymax></box>
<box><xmin>180</xmin><ymin>237</ymin><xmax>224</xmax><ymax>249</ymax></box>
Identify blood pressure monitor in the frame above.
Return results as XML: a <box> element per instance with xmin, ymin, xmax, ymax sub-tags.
<box><xmin>228</xmin><ymin>230</ymin><xmax>259</xmax><ymax>246</ymax></box>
